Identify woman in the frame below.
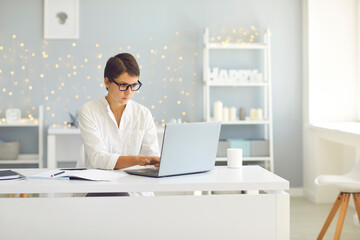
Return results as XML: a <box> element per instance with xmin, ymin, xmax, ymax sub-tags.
<box><xmin>79</xmin><ymin>53</ymin><xmax>160</xmax><ymax>170</ymax></box>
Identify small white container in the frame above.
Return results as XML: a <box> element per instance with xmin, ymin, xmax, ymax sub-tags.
<box><xmin>227</xmin><ymin>148</ymin><xmax>243</xmax><ymax>168</ymax></box>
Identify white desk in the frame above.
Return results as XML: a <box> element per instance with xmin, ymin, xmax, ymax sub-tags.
<box><xmin>0</xmin><ymin>166</ymin><xmax>289</xmax><ymax>240</ymax></box>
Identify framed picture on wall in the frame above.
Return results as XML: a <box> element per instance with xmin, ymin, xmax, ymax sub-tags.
<box><xmin>43</xmin><ymin>0</ymin><xmax>79</xmax><ymax>39</ymax></box>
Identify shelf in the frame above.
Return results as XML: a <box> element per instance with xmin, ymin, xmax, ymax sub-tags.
<box><xmin>207</xmin><ymin>119</ymin><xmax>270</xmax><ymax>125</ymax></box>
<box><xmin>203</xmin><ymin>28</ymin><xmax>274</xmax><ymax>172</ymax></box>
<box><xmin>48</xmin><ymin>126</ymin><xmax>81</xmax><ymax>135</ymax></box>
<box><xmin>206</xmin><ymin>81</ymin><xmax>269</xmax><ymax>87</ymax></box>
<box><xmin>216</xmin><ymin>157</ymin><xmax>272</xmax><ymax>162</ymax></box>
<box><xmin>0</xmin><ymin>119</ymin><xmax>40</xmax><ymax>127</ymax></box>
<box><xmin>208</xmin><ymin>42</ymin><xmax>267</xmax><ymax>50</ymax></box>
<box><xmin>0</xmin><ymin>154</ymin><xmax>40</xmax><ymax>164</ymax></box>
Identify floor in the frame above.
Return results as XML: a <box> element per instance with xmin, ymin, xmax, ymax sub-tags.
<box><xmin>291</xmin><ymin>197</ymin><xmax>360</xmax><ymax>240</ymax></box>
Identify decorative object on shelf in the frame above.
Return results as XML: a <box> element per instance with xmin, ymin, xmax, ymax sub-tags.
<box><xmin>222</xmin><ymin>107</ymin><xmax>229</xmax><ymax>122</ymax></box>
<box><xmin>0</xmin><ymin>141</ymin><xmax>20</xmax><ymax>160</ymax></box>
<box><xmin>249</xmin><ymin>108</ymin><xmax>257</xmax><ymax>120</ymax></box>
<box><xmin>44</xmin><ymin>0</ymin><xmax>79</xmax><ymax>39</ymax></box>
<box><xmin>249</xmin><ymin>108</ymin><xmax>263</xmax><ymax>121</ymax></box>
<box><xmin>229</xmin><ymin>107</ymin><xmax>237</xmax><ymax>121</ymax></box>
<box><xmin>223</xmin><ymin>138</ymin><xmax>269</xmax><ymax>157</ymax></box>
<box><xmin>6</xmin><ymin>108</ymin><xmax>21</xmax><ymax>124</ymax></box>
<box><xmin>68</xmin><ymin>111</ymin><xmax>79</xmax><ymax>128</ymax></box>
<box><xmin>208</xmin><ymin>68</ymin><xmax>263</xmax><ymax>82</ymax></box>
<box><xmin>213</xmin><ymin>101</ymin><xmax>223</xmax><ymax>121</ymax></box>
<box><xmin>227</xmin><ymin>148</ymin><xmax>243</xmax><ymax>168</ymax></box>
<box><xmin>239</xmin><ymin>107</ymin><xmax>246</xmax><ymax>120</ymax></box>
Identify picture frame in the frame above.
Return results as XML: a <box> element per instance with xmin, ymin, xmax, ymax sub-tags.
<box><xmin>43</xmin><ymin>0</ymin><xmax>79</xmax><ymax>39</ymax></box>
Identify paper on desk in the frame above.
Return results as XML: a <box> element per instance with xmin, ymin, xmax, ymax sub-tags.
<box><xmin>30</xmin><ymin>169</ymin><xmax>126</xmax><ymax>181</ymax></box>
<box><xmin>29</xmin><ymin>169</ymin><xmax>66</xmax><ymax>179</ymax></box>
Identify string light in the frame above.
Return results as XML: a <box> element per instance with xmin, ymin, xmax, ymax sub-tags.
<box><xmin>0</xmin><ymin>29</ymin><xmax>201</xmax><ymax>125</ymax></box>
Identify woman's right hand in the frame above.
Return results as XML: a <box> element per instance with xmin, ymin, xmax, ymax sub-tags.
<box><xmin>136</xmin><ymin>156</ymin><xmax>160</xmax><ymax>167</ymax></box>
<box><xmin>115</xmin><ymin>156</ymin><xmax>160</xmax><ymax>169</ymax></box>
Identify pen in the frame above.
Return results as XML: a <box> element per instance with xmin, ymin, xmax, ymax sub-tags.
<box><xmin>51</xmin><ymin>171</ymin><xmax>65</xmax><ymax>177</ymax></box>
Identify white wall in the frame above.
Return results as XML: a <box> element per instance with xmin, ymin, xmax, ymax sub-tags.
<box><xmin>307</xmin><ymin>0</ymin><xmax>358</xmax><ymax>123</ymax></box>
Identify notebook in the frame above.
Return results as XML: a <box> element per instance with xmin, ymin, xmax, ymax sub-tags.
<box><xmin>0</xmin><ymin>170</ymin><xmax>25</xmax><ymax>180</ymax></box>
<box><xmin>125</xmin><ymin>121</ymin><xmax>221</xmax><ymax>177</ymax></box>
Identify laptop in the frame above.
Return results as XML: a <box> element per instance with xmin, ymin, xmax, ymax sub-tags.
<box><xmin>124</xmin><ymin>121</ymin><xmax>221</xmax><ymax>178</ymax></box>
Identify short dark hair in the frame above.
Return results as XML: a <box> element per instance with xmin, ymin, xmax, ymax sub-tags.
<box><xmin>104</xmin><ymin>53</ymin><xmax>140</xmax><ymax>80</ymax></box>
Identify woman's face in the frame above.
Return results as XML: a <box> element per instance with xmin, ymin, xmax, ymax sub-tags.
<box><xmin>105</xmin><ymin>72</ymin><xmax>138</xmax><ymax>105</ymax></box>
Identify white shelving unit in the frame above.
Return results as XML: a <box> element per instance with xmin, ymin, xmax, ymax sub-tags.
<box><xmin>0</xmin><ymin>106</ymin><xmax>44</xmax><ymax>167</ymax></box>
<box><xmin>203</xmin><ymin>28</ymin><xmax>274</xmax><ymax>172</ymax></box>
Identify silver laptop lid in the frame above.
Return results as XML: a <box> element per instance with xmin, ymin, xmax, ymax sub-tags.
<box><xmin>158</xmin><ymin>121</ymin><xmax>221</xmax><ymax>177</ymax></box>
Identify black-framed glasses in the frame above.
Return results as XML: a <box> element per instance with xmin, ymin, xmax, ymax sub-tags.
<box><xmin>108</xmin><ymin>77</ymin><xmax>142</xmax><ymax>91</ymax></box>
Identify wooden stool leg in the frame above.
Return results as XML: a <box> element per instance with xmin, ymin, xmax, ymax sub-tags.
<box><xmin>317</xmin><ymin>193</ymin><xmax>343</xmax><ymax>240</ymax></box>
<box><xmin>353</xmin><ymin>193</ymin><xmax>360</xmax><ymax>224</ymax></box>
<box><xmin>334</xmin><ymin>193</ymin><xmax>350</xmax><ymax>240</ymax></box>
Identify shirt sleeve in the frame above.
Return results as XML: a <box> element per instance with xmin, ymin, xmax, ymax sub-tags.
<box><xmin>139</xmin><ymin>108</ymin><xmax>160</xmax><ymax>157</ymax></box>
<box><xmin>78</xmin><ymin>106</ymin><xmax>119</xmax><ymax>169</ymax></box>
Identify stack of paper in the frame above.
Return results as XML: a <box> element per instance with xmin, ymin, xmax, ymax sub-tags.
<box><xmin>29</xmin><ymin>169</ymin><xmax>126</xmax><ymax>181</ymax></box>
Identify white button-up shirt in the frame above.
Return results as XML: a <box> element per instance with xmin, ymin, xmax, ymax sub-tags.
<box><xmin>79</xmin><ymin>96</ymin><xmax>160</xmax><ymax>169</ymax></box>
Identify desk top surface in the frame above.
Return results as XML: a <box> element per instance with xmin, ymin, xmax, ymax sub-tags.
<box><xmin>0</xmin><ymin>166</ymin><xmax>289</xmax><ymax>194</ymax></box>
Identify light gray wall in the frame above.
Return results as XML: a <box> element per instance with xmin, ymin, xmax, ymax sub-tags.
<box><xmin>0</xmin><ymin>0</ymin><xmax>303</xmax><ymax>187</ymax></box>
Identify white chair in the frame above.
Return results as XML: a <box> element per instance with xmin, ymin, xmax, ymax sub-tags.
<box><xmin>76</xmin><ymin>144</ymin><xmax>85</xmax><ymax>168</ymax></box>
<box><xmin>315</xmin><ymin>159</ymin><xmax>360</xmax><ymax>240</ymax></box>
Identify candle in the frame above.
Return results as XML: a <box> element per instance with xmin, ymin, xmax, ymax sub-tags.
<box><xmin>213</xmin><ymin>101</ymin><xmax>223</xmax><ymax>121</ymax></box>
<box><xmin>229</xmin><ymin>107</ymin><xmax>236</xmax><ymax>121</ymax></box>
<box><xmin>256</xmin><ymin>109</ymin><xmax>263</xmax><ymax>120</ymax></box>
<box><xmin>250</xmin><ymin>108</ymin><xmax>256</xmax><ymax>120</ymax></box>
